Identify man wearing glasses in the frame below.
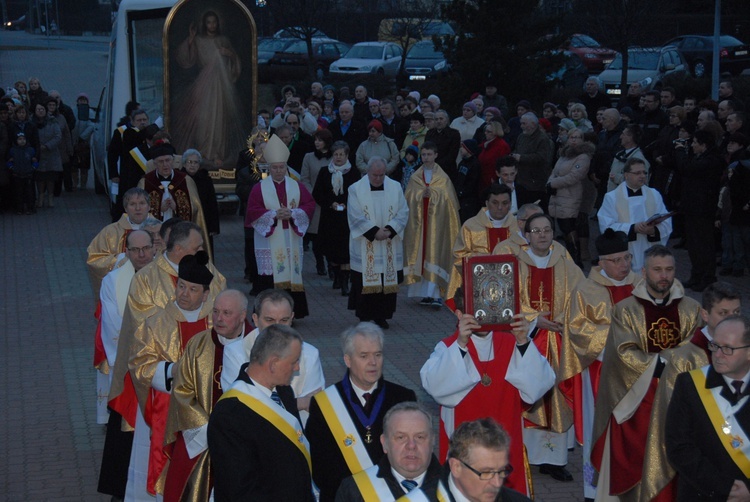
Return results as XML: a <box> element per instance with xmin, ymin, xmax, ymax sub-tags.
<box><xmin>591</xmin><ymin>245</ymin><xmax>701</xmax><ymax>501</ymax></box>
<box><xmin>666</xmin><ymin>315</ymin><xmax>750</xmax><ymax>501</ymax></box>
<box><xmin>636</xmin><ymin>90</ymin><xmax>668</xmax><ymax>162</ymax></box>
<box><xmin>598</xmin><ymin>157</ymin><xmax>671</xmax><ymax>272</ymax></box>
<box><xmin>558</xmin><ymin>229</ymin><xmax>636</xmax><ymax>499</ymax></box>
<box><xmin>440</xmin><ymin>418</ymin><xmax>531</xmax><ymax>501</ymax></box>
<box><xmin>494</xmin><ymin>213</ymin><xmax>584</xmax><ymax>483</ymax></box>
<box><xmin>642</xmin><ymin>282</ymin><xmax>742</xmax><ymax>501</ymax></box>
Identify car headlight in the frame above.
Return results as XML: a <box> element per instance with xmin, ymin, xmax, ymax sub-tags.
<box><xmin>361</xmin><ymin>66</ymin><xmax>371</xmax><ymax>72</ymax></box>
<box><xmin>584</xmin><ymin>53</ymin><xmax>596</xmax><ymax>59</ymax></box>
<box><xmin>641</xmin><ymin>77</ymin><xmax>653</xmax><ymax>87</ymax></box>
<box><xmin>330</xmin><ymin>65</ymin><xmax>338</xmax><ymax>71</ymax></box>
<box><xmin>434</xmin><ymin>61</ymin><xmax>446</xmax><ymax>70</ymax></box>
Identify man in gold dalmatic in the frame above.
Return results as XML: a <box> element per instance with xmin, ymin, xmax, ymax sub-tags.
<box><xmin>107</xmin><ymin>221</ymin><xmax>225</xmax><ymax>501</ymax></box>
<box><xmin>494</xmin><ymin>213</ymin><xmax>583</xmax><ymax>482</ymax></box>
<box><xmin>590</xmin><ymin>245</ymin><xmax>701</xmax><ymax>501</ymax></box>
<box><xmin>161</xmin><ymin>289</ymin><xmax>250</xmax><ymax>502</ymax></box>
<box><xmin>403</xmin><ymin>141</ymin><xmax>461</xmax><ymax>308</ymax></box>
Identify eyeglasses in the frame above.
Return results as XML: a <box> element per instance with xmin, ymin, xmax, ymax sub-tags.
<box><xmin>599</xmin><ymin>253</ymin><xmax>633</xmax><ymax>266</ymax></box>
<box><xmin>127</xmin><ymin>244</ymin><xmax>153</xmax><ymax>254</ymax></box>
<box><xmin>529</xmin><ymin>228</ymin><xmax>553</xmax><ymax>235</ymax></box>
<box><xmin>707</xmin><ymin>341</ymin><xmax>750</xmax><ymax>356</ymax></box>
<box><xmin>626</xmin><ymin>170</ymin><xmax>647</xmax><ymax>176</ymax></box>
<box><xmin>184</xmin><ymin>159</ymin><xmax>200</xmax><ymax>165</ymax></box>
<box><xmin>459</xmin><ymin>459</ymin><xmax>513</xmax><ymax>480</ymax></box>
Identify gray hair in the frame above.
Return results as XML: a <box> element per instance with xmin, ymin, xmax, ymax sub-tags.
<box><xmin>383</xmin><ymin>401</ymin><xmax>433</xmax><ymax>437</ymax></box>
<box><xmin>569</xmin><ymin>103</ymin><xmax>588</xmax><ymax>119</ymax></box>
<box><xmin>367</xmin><ymin>156</ymin><xmax>387</xmax><ymax>172</ymax></box>
<box><xmin>332</xmin><ymin>140</ymin><xmax>350</xmax><ymax>155</ymax></box>
<box><xmin>340</xmin><ymin>322</ymin><xmax>384</xmax><ymax>356</ymax></box>
<box><xmin>181</xmin><ymin>149</ymin><xmax>202</xmax><ymax>165</ymax></box>
<box><xmin>250</xmin><ymin>324</ymin><xmax>303</xmax><ymax>364</ymax></box>
<box><xmin>217</xmin><ymin>289</ymin><xmax>249</xmax><ymax>313</ymax></box>
<box><xmin>435</xmin><ymin>109</ymin><xmax>450</xmax><ymax>121</ymax></box>
<box><xmin>584</xmin><ymin>76</ymin><xmax>602</xmax><ymax>92</ymax></box>
<box><xmin>122</xmin><ymin>187</ymin><xmax>149</xmax><ymax>207</ymax></box>
<box><xmin>339</xmin><ymin>101</ymin><xmax>353</xmax><ymax>113</ymax></box>
<box><xmin>166</xmin><ymin>221</ymin><xmax>201</xmax><ymax>251</ymax></box>
<box><xmin>275</xmin><ymin>123</ymin><xmax>293</xmax><ymax>136</ymax></box>
<box><xmin>520</xmin><ymin>112</ymin><xmax>538</xmax><ymax>125</ymax></box>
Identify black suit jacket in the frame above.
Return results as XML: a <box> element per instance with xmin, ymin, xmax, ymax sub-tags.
<box><xmin>329</xmin><ymin>119</ymin><xmax>368</xmax><ymax>165</ymax></box>
<box><xmin>305</xmin><ymin>376</ymin><xmax>418</xmax><ymax>502</ymax></box>
<box><xmin>335</xmin><ymin>454</ymin><xmax>442</xmax><ymax>502</ymax></box>
<box><xmin>208</xmin><ymin>369</ymin><xmax>314</xmax><ymax>502</ymax></box>
<box><xmin>666</xmin><ymin>367</ymin><xmax>750</xmax><ymax>501</ymax></box>
<box><xmin>437</xmin><ymin>464</ymin><xmax>531</xmax><ymax>502</ymax></box>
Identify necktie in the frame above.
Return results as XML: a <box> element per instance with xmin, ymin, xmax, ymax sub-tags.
<box><xmin>401</xmin><ymin>479</ymin><xmax>418</xmax><ymax>492</ymax></box>
<box><xmin>732</xmin><ymin>380</ymin><xmax>744</xmax><ymax>401</ymax></box>
<box><xmin>270</xmin><ymin>390</ymin><xmax>284</xmax><ymax>409</ymax></box>
<box><xmin>362</xmin><ymin>392</ymin><xmax>372</xmax><ymax>414</ymax></box>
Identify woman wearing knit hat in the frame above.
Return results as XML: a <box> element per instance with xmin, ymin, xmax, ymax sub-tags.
<box><xmin>355</xmin><ymin>119</ymin><xmax>400</xmax><ymax>175</ymax></box>
<box><xmin>450</xmin><ymin>101</ymin><xmax>485</xmax><ymax>142</ymax></box>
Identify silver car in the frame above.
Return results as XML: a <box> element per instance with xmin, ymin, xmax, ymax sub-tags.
<box><xmin>329</xmin><ymin>42</ymin><xmax>404</xmax><ymax>76</ymax></box>
<box><xmin>599</xmin><ymin>46</ymin><xmax>689</xmax><ymax>102</ymax></box>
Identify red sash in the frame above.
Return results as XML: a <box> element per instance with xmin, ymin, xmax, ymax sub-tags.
<box><xmin>438</xmin><ymin>332</ymin><xmax>531</xmax><ymax>496</ymax></box>
<box><xmin>527</xmin><ymin>265</ymin><xmax>554</xmax><ymax>315</ymax></box>
<box><xmin>145</xmin><ymin>317</ymin><xmax>208</xmax><ymax>495</ymax></box>
<box><xmin>163</xmin><ymin>330</ymin><xmax>226</xmax><ymax>501</ymax></box>
<box><xmin>93</xmin><ymin>301</ymin><xmax>106</xmax><ymax>368</ymax></box>
<box><xmin>486</xmin><ymin>227</ymin><xmax>510</xmax><ymax>253</ymax></box>
<box><xmin>143</xmin><ymin>170</ymin><xmax>193</xmax><ymax>222</ymax></box>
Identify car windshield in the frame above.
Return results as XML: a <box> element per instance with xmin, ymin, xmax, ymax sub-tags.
<box><xmin>285</xmin><ymin>41</ymin><xmax>309</xmax><ymax>54</ymax></box>
<box><xmin>572</xmin><ymin>34</ymin><xmax>600</xmax><ymax>48</ymax></box>
<box><xmin>260</xmin><ymin>39</ymin><xmax>293</xmax><ymax>52</ymax></box>
<box><xmin>407</xmin><ymin>43</ymin><xmax>442</xmax><ymax>58</ymax></box>
<box><xmin>345</xmin><ymin>45</ymin><xmax>383</xmax><ymax>59</ymax></box>
<box><xmin>608</xmin><ymin>50</ymin><xmax>660</xmax><ymax>70</ymax></box>
<box><xmin>423</xmin><ymin>22</ymin><xmax>454</xmax><ymax>36</ymax></box>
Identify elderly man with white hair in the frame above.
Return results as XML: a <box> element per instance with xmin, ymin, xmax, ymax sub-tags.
<box><xmin>511</xmin><ymin>112</ymin><xmax>555</xmax><ymax>209</ymax></box>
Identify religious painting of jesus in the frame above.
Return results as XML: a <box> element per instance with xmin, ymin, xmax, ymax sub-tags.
<box><xmin>164</xmin><ymin>0</ymin><xmax>257</xmax><ymax>170</ymax></box>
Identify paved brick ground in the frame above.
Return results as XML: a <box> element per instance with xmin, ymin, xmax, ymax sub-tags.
<box><xmin>2</xmin><ymin>30</ymin><xmax>750</xmax><ymax>502</ymax></box>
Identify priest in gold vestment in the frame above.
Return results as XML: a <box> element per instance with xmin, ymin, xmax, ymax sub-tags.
<box><xmin>447</xmin><ymin>183</ymin><xmax>518</xmax><ymax>303</ymax></box>
<box><xmin>161</xmin><ymin>290</ymin><xmax>249</xmax><ymax>502</ymax></box>
<box><xmin>590</xmin><ymin>245</ymin><xmax>701</xmax><ymax>502</ymax></box>
<box><xmin>403</xmin><ymin>141</ymin><xmax>461</xmax><ymax>306</ymax></box>
<box><xmin>128</xmin><ymin>251</ymin><xmax>215</xmax><ymax>497</ymax></box>
<box><xmin>494</xmin><ymin>213</ymin><xmax>583</xmax><ymax>482</ymax></box>
<box><xmin>558</xmin><ymin>229</ymin><xmax>636</xmax><ymax>499</ymax></box>
<box><xmin>639</xmin><ymin>282</ymin><xmax>740</xmax><ymax>502</ymax></box>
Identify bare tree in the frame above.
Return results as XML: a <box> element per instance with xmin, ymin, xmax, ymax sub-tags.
<box><xmin>267</xmin><ymin>0</ymin><xmax>337</xmax><ymax>79</ymax></box>
<box><xmin>569</xmin><ymin>0</ymin><xmax>675</xmax><ymax>95</ymax></box>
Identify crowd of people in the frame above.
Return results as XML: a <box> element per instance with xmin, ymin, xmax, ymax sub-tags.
<box><xmin>0</xmin><ymin>79</ymin><xmax>96</xmax><ymax>214</ymax></box>
<box><xmin>72</xmin><ymin>71</ymin><xmax>750</xmax><ymax>502</ymax></box>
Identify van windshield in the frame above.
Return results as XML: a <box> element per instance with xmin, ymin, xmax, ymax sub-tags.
<box><xmin>129</xmin><ymin>15</ymin><xmax>165</xmax><ymax>120</ymax></box>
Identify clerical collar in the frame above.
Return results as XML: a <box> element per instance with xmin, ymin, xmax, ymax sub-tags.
<box><xmin>128</xmin><ymin>217</ymin><xmax>143</xmax><ymax>230</ymax></box>
<box><xmin>391</xmin><ymin>468</ymin><xmax>427</xmax><ymax>492</ymax></box>
<box><xmin>486</xmin><ymin>210</ymin><xmax>508</xmax><ymax>228</ymax></box>
<box><xmin>527</xmin><ymin>248</ymin><xmax>552</xmax><ymax>268</ymax></box>
<box><xmin>175</xmin><ymin>301</ymin><xmax>202</xmax><ymax>323</ymax></box>
<box><xmin>350</xmin><ymin>378</ymin><xmax>378</xmax><ymax>406</ymax></box>
<box><xmin>599</xmin><ymin>268</ymin><xmax>631</xmax><ymax>286</ymax></box>
<box><xmin>448</xmin><ymin>474</ymin><xmax>472</xmax><ymax>502</ymax></box>
<box><xmin>164</xmin><ymin>253</ymin><xmax>179</xmax><ymax>271</ymax></box>
<box><xmin>157</xmin><ymin>172</ymin><xmax>173</xmax><ymax>182</ymax></box>
<box><xmin>625</xmin><ymin>184</ymin><xmax>643</xmax><ymax>197</ymax></box>
<box><xmin>370</xmin><ymin>184</ymin><xmax>384</xmax><ymax>191</ymax></box>
<box><xmin>274</xmin><ymin>177</ymin><xmax>286</xmax><ymax>184</ymax></box>
<box><xmin>647</xmin><ymin>290</ymin><xmax>670</xmax><ymax>305</ymax></box>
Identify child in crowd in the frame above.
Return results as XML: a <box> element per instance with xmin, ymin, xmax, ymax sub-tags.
<box><xmin>7</xmin><ymin>132</ymin><xmax>38</xmax><ymax>214</ymax></box>
<box><xmin>392</xmin><ymin>141</ymin><xmax>421</xmax><ymax>191</ymax></box>
<box><xmin>322</xmin><ymin>100</ymin><xmax>336</xmax><ymax>124</ymax></box>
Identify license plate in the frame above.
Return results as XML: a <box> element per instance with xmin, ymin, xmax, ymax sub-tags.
<box><xmin>409</xmin><ymin>75</ymin><xmax>426</xmax><ymax>81</ymax></box>
<box><xmin>603</xmin><ymin>59</ymin><xmax>613</xmax><ymax>65</ymax></box>
<box><xmin>736</xmin><ymin>50</ymin><xmax>748</xmax><ymax>56</ymax></box>
<box><xmin>606</xmin><ymin>89</ymin><xmax>621</xmax><ymax>95</ymax></box>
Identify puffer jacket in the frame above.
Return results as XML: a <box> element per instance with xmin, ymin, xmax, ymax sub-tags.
<box><xmin>547</xmin><ymin>142</ymin><xmax>595</xmax><ymax>219</ymax></box>
<box><xmin>355</xmin><ymin>133</ymin><xmax>400</xmax><ymax>175</ymax></box>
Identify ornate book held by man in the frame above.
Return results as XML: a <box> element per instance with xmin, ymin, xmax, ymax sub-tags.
<box><xmin>463</xmin><ymin>254</ymin><xmax>519</xmax><ymax>332</ymax></box>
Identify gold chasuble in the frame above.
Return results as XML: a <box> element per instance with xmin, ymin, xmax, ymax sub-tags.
<box><xmin>590</xmin><ymin>280</ymin><xmax>701</xmax><ymax>501</ymax></box>
<box><xmin>447</xmin><ymin>208</ymin><xmax>519</xmax><ymax>301</ymax></box>
<box><xmin>138</xmin><ymin>171</ymin><xmax>212</xmax><ymax>262</ymax></box>
<box><xmin>108</xmin><ymin>254</ymin><xmax>225</xmax><ymax>429</ymax></box>
<box><xmin>493</xmin><ymin>242</ymin><xmax>583</xmax><ymax>432</ymax></box>
<box><xmin>86</xmin><ymin>214</ymin><xmax>137</xmax><ymax>298</ymax></box>
<box><xmin>403</xmin><ymin>165</ymin><xmax>461</xmax><ymax>296</ymax></box>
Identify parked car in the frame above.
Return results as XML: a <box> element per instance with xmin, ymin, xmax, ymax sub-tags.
<box><xmin>329</xmin><ymin>42</ymin><xmax>404</xmax><ymax>77</ymax></box>
<box><xmin>598</xmin><ymin>46</ymin><xmax>689</xmax><ymax>101</ymax></box>
<box><xmin>273</xmin><ymin>27</ymin><xmax>328</xmax><ymax>39</ymax></box>
<box><xmin>258</xmin><ymin>37</ymin><xmax>296</xmax><ymax>83</ymax></box>
<box><xmin>403</xmin><ymin>40</ymin><xmax>450</xmax><ymax>81</ymax></box>
<box><xmin>268</xmin><ymin>38</ymin><xmax>351</xmax><ymax>79</ymax></box>
<box><xmin>564</xmin><ymin>33</ymin><xmax>618</xmax><ymax>73</ymax></box>
<box><xmin>664</xmin><ymin>34</ymin><xmax>750</xmax><ymax>77</ymax></box>
<box><xmin>4</xmin><ymin>14</ymin><xmax>26</xmax><ymax>30</ymax></box>
<box><xmin>546</xmin><ymin>51</ymin><xmax>589</xmax><ymax>90</ymax></box>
